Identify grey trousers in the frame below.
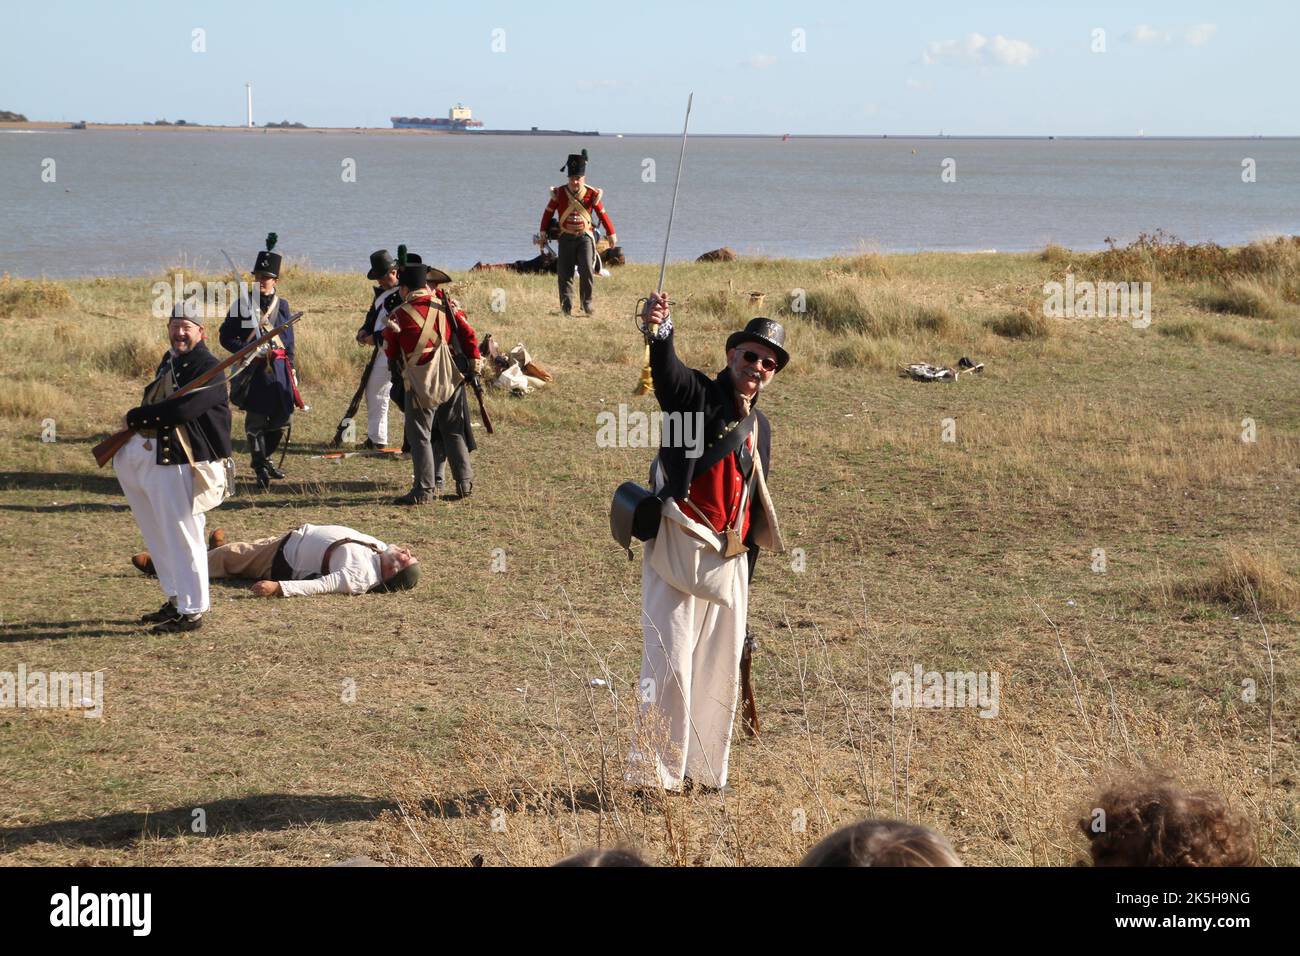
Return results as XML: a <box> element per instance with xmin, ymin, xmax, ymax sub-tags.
<box><xmin>405</xmin><ymin>387</ymin><xmax>473</xmax><ymax>494</ymax></box>
<box><xmin>245</xmin><ymin>410</ymin><xmax>291</xmax><ymax>441</ymax></box>
<box><xmin>556</xmin><ymin>233</ymin><xmax>595</xmax><ymax>313</ymax></box>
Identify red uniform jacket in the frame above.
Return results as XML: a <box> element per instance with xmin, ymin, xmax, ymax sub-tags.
<box><xmin>685</xmin><ymin>410</ymin><xmax>754</xmax><ymax>539</ymax></box>
<box><xmin>540</xmin><ymin>184</ymin><xmax>616</xmax><ymax>237</ymax></box>
<box><xmin>382</xmin><ymin>290</ymin><xmax>481</xmax><ymax>366</ymax></box>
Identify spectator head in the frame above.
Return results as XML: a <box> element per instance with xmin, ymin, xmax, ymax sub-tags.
<box><xmin>799</xmin><ymin>819</ymin><xmax>962</xmax><ymax>867</ymax></box>
<box><xmin>1080</xmin><ymin>776</ymin><xmax>1257</xmax><ymax>867</ymax></box>
<box><xmin>552</xmin><ymin>847</ymin><xmax>648</xmax><ymax>867</ymax></box>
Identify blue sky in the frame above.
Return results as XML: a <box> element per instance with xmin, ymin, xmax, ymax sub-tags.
<box><xmin>2</xmin><ymin>1</ymin><xmax>1293</xmax><ymax>135</ymax></box>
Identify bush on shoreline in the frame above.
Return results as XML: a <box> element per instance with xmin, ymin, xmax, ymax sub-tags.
<box><xmin>1090</xmin><ymin>231</ymin><xmax>1300</xmax><ymax>283</ymax></box>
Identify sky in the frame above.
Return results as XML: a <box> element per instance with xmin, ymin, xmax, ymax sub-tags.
<box><xmin>2</xmin><ymin>1</ymin><xmax>1294</xmax><ymax>136</ymax></box>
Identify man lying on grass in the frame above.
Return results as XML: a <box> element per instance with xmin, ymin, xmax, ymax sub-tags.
<box><xmin>132</xmin><ymin>523</ymin><xmax>419</xmax><ymax>597</ymax></box>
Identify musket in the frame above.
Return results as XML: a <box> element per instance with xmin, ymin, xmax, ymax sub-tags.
<box><xmin>92</xmin><ymin>314</ymin><xmax>303</xmax><ymax>467</ymax></box>
<box><xmin>438</xmin><ymin>288</ymin><xmax>494</xmax><ymax>435</ymax></box>
<box><xmin>331</xmin><ymin>343</ymin><xmax>379</xmax><ymax>447</ymax></box>
<box><xmin>740</xmin><ymin>631</ymin><xmax>759</xmax><ymax>737</ymax></box>
<box><xmin>634</xmin><ymin>92</ymin><xmax>693</xmax><ymax>396</ymax></box>
<box><xmin>466</xmin><ymin>369</ymin><xmax>494</xmax><ymax>435</ymax></box>
<box><xmin>221</xmin><ymin>249</ymin><xmax>255</xmax><ymax>331</ymax></box>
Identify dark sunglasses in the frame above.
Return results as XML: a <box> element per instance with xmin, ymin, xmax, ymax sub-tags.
<box><xmin>742</xmin><ymin>350</ymin><xmax>778</xmax><ymax>372</ymax></box>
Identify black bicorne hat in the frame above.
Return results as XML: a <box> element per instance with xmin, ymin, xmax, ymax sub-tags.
<box><xmin>726</xmin><ymin>317</ymin><xmax>790</xmax><ymax>371</ymax></box>
<box><xmin>563</xmin><ymin>149</ymin><xmax>589</xmax><ymax>175</ymax></box>
<box><xmin>253</xmin><ymin>232</ymin><xmax>282</xmax><ymax>277</ymax></box>
<box><xmin>367</xmin><ymin>249</ymin><xmax>396</xmax><ymax>280</ymax></box>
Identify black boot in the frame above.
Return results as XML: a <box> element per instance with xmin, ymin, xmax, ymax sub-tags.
<box><xmin>249</xmin><ymin>433</ymin><xmax>272</xmax><ymax>489</ymax></box>
<box><xmin>262</xmin><ymin>429</ymin><xmax>287</xmax><ymax>480</ymax></box>
<box><xmin>140</xmin><ymin>599</ymin><xmax>180</xmax><ymax>624</ymax></box>
<box><xmin>152</xmin><ymin>612</ymin><xmax>203</xmax><ymax>634</ymax></box>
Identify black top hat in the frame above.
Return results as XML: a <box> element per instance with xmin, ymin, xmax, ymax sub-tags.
<box><xmin>726</xmin><ymin>317</ymin><xmax>790</xmax><ymax>371</ymax></box>
<box><xmin>563</xmin><ymin>149</ymin><xmax>589</xmax><ymax>175</ymax></box>
<box><xmin>371</xmin><ymin>562</ymin><xmax>420</xmax><ymax>593</ymax></box>
<box><xmin>367</xmin><ymin>249</ymin><xmax>396</xmax><ymax>280</ymax></box>
<box><xmin>253</xmin><ymin>232</ymin><xmax>282</xmax><ymax>277</ymax></box>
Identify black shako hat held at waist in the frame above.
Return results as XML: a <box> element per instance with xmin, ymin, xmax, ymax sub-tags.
<box><xmin>253</xmin><ymin>232</ymin><xmax>282</xmax><ymax>278</ymax></box>
<box><xmin>726</xmin><ymin>317</ymin><xmax>790</xmax><ymax>371</ymax></box>
<box><xmin>367</xmin><ymin>249</ymin><xmax>396</xmax><ymax>280</ymax></box>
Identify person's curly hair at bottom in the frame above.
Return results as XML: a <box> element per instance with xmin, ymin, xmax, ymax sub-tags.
<box><xmin>1081</xmin><ymin>776</ymin><xmax>1258</xmax><ymax>866</ymax></box>
<box><xmin>799</xmin><ymin>819</ymin><xmax>962</xmax><ymax>867</ymax></box>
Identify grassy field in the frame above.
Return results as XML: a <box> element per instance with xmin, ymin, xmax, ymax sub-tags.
<box><xmin>1</xmin><ymin>238</ymin><xmax>1297</xmax><ymax>866</ymax></box>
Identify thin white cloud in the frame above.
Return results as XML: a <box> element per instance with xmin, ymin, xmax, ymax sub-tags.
<box><xmin>905</xmin><ymin>77</ymin><xmax>933</xmax><ymax>91</ymax></box>
<box><xmin>922</xmin><ymin>33</ymin><xmax>1038</xmax><ymax>68</ymax></box>
<box><xmin>1127</xmin><ymin>25</ymin><xmax>1171</xmax><ymax>44</ymax></box>
<box><xmin>989</xmin><ymin>35</ymin><xmax>1037</xmax><ymax>67</ymax></box>
<box><xmin>1126</xmin><ymin>24</ymin><xmax>1216</xmax><ymax>47</ymax></box>
<box><xmin>743</xmin><ymin>54</ymin><xmax>778</xmax><ymax>69</ymax></box>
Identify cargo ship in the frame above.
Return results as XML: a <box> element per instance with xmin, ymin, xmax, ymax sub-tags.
<box><xmin>391</xmin><ymin>104</ymin><xmax>483</xmax><ymax>130</ymax></box>
<box><xmin>391</xmin><ymin>104</ymin><xmax>597</xmax><ymax>136</ymax></box>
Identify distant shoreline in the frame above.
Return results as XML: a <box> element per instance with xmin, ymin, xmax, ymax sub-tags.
<box><xmin>2</xmin><ymin>121</ymin><xmax>1295</xmax><ymax>140</ymax></box>
<box><xmin>0</xmin><ymin>120</ymin><xmax>453</xmax><ymax>136</ymax></box>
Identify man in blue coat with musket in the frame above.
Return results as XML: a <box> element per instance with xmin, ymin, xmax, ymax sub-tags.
<box><xmin>220</xmin><ymin>232</ymin><xmax>303</xmax><ymax>489</ymax></box>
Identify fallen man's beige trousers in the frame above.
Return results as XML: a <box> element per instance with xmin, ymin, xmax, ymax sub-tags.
<box><xmin>208</xmin><ymin>535</ymin><xmax>282</xmax><ymax>579</ymax></box>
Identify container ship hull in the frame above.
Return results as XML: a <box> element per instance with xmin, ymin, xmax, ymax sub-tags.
<box><xmin>390</xmin><ymin>117</ymin><xmax>597</xmax><ymax>136</ymax></box>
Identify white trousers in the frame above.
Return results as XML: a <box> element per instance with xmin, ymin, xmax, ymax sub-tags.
<box><xmin>364</xmin><ymin>350</ymin><xmax>391</xmax><ymax>445</ymax></box>
<box><xmin>627</xmin><ymin>539</ymin><xmax>749</xmax><ymax>790</ymax></box>
<box><xmin>114</xmin><ymin>434</ymin><xmax>209</xmax><ymax>615</ymax></box>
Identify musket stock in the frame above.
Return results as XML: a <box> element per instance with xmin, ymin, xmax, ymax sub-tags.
<box><xmin>93</xmin><ymin>314</ymin><xmax>302</xmax><ymax>467</ymax></box>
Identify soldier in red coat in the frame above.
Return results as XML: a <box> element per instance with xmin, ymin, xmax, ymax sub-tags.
<box><xmin>540</xmin><ymin>149</ymin><xmax>617</xmax><ymax>316</ymax></box>
<box><xmin>382</xmin><ymin>260</ymin><xmax>483</xmax><ymax>504</ymax></box>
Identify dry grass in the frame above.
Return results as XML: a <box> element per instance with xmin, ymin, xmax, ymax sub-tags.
<box><xmin>0</xmin><ymin>278</ymin><xmax>74</xmax><ymax>317</ymax></box>
<box><xmin>1199</xmin><ymin>279</ymin><xmax>1286</xmax><ymax>319</ymax></box>
<box><xmin>0</xmin><ymin>249</ymin><xmax>1295</xmax><ymax>867</ymax></box>
<box><xmin>1171</xmin><ymin>547</ymin><xmax>1300</xmax><ymax>616</ymax></box>
<box><xmin>988</xmin><ymin>307</ymin><xmax>1051</xmax><ymax>339</ymax></box>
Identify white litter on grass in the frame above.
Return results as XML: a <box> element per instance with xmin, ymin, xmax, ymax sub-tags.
<box><xmin>1066</xmin><ymin>600</ymin><xmax>1076</xmax><ymax>607</ymax></box>
<box><xmin>588</xmin><ymin>678</ymin><xmax>607</xmax><ymax>688</ymax></box>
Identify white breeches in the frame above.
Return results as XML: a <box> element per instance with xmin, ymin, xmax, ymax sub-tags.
<box><xmin>364</xmin><ymin>350</ymin><xmax>391</xmax><ymax>445</ymax></box>
<box><xmin>627</xmin><ymin>541</ymin><xmax>750</xmax><ymax>790</ymax></box>
<box><xmin>114</xmin><ymin>434</ymin><xmax>209</xmax><ymax>615</ymax></box>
